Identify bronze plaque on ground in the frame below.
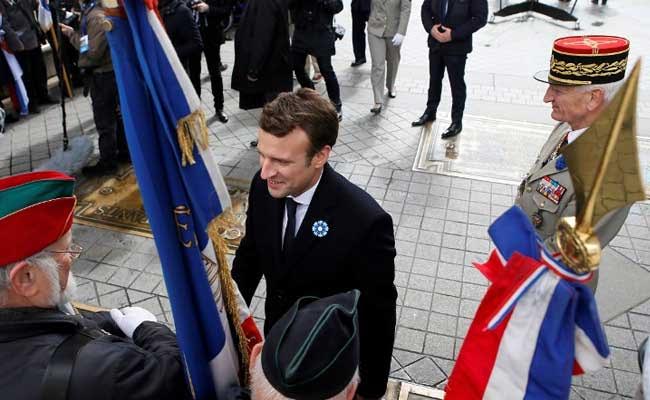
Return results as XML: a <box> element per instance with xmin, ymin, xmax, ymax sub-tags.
<box><xmin>74</xmin><ymin>165</ymin><xmax>250</xmax><ymax>253</ymax></box>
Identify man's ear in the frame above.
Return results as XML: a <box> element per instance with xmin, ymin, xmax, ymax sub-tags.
<box><xmin>587</xmin><ymin>88</ymin><xmax>606</xmax><ymax>112</ymax></box>
<box><xmin>8</xmin><ymin>261</ymin><xmax>39</xmax><ymax>298</ymax></box>
<box><xmin>249</xmin><ymin>341</ymin><xmax>264</xmax><ymax>372</ymax></box>
<box><xmin>311</xmin><ymin>145</ymin><xmax>331</xmax><ymax>169</ymax></box>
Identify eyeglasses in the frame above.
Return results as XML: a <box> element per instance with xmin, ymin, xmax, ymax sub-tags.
<box><xmin>47</xmin><ymin>243</ymin><xmax>84</xmax><ymax>260</ymax></box>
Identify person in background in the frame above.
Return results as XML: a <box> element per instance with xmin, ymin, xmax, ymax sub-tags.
<box><xmin>367</xmin><ymin>0</ymin><xmax>410</xmax><ymax>115</ymax></box>
<box><xmin>60</xmin><ymin>0</ymin><xmax>129</xmax><ymax>176</ymax></box>
<box><xmin>189</xmin><ymin>0</ymin><xmax>232</xmax><ymax>123</ymax></box>
<box><xmin>350</xmin><ymin>0</ymin><xmax>370</xmax><ymax>67</ymax></box>
<box><xmin>412</xmin><ymin>0</ymin><xmax>487</xmax><ymax>139</ymax></box>
<box><xmin>158</xmin><ymin>0</ymin><xmax>202</xmax><ymax>81</ymax></box>
<box><xmin>290</xmin><ymin>0</ymin><xmax>344</xmax><ymax>120</ymax></box>
<box><xmin>231</xmin><ymin>0</ymin><xmax>292</xmax><ymax>111</ymax></box>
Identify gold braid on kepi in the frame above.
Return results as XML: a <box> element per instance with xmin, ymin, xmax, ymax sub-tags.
<box><xmin>534</xmin><ymin>35</ymin><xmax>629</xmax><ymax>86</ymax></box>
<box><xmin>177</xmin><ymin>109</ymin><xmax>209</xmax><ymax>166</ymax></box>
<box><xmin>207</xmin><ymin>211</ymin><xmax>251</xmax><ymax>385</ymax></box>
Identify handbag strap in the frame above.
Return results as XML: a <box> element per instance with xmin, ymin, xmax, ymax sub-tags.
<box><xmin>41</xmin><ymin>329</ymin><xmax>104</xmax><ymax>400</ymax></box>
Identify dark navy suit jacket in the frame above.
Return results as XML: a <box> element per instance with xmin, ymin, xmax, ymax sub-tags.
<box><xmin>421</xmin><ymin>0</ymin><xmax>488</xmax><ymax>54</ymax></box>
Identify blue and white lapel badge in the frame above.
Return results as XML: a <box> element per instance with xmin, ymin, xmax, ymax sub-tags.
<box><xmin>312</xmin><ymin>220</ymin><xmax>329</xmax><ymax>237</ymax></box>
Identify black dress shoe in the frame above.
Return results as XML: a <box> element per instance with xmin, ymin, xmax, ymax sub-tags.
<box><xmin>250</xmin><ymin>140</ymin><xmax>258</xmax><ymax>147</ymax></box>
<box><xmin>4</xmin><ymin>113</ymin><xmax>19</xmax><ymax>124</ymax></box>
<box><xmin>220</xmin><ymin>63</ymin><xmax>228</xmax><ymax>72</ymax></box>
<box><xmin>388</xmin><ymin>91</ymin><xmax>396</xmax><ymax>98</ymax></box>
<box><xmin>28</xmin><ymin>103</ymin><xmax>41</xmax><ymax>114</ymax></box>
<box><xmin>215</xmin><ymin>109</ymin><xmax>229</xmax><ymax>123</ymax></box>
<box><xmin>441</xmin><ymin>122</ymin><xmax>462</xmax><ymax>139</ymax></box>
<box><xmin>350</xmin><ymin>59</ymin><xmax>366</xmax><ymax>67</ymax></box>
<box><xmin>411</xmin><ymin>112</ymin><xmax>435</xmax><ymax>127</ymax></box>
<box><xmin>370</xmin><ymin>105</ymin><xmax>382</xmax><ymax>115</ymax></box>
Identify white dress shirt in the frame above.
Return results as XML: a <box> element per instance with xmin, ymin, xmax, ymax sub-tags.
<box><xmin>281</xmin><ymin>171</ymin><xmax>323</xmax><ymax>246</ymax></box>
<box><xmin>567</xmin><ymin>127</ymin><xmax>588</xmax><ymax>144</ymax></box>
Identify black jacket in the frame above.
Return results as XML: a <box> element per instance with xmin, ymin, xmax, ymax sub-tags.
<box><xmin>0</xmin><ymin>308</ymin><xmax>192</xmax><ymax>400</ymax></box>
<box><xmin>197</xmin><ymin>0</ymin><xmax>233</xmax><ymax>45</ymax></box>
<box><xmin>421</xmin><ymin>0</ymin><xmax>487</xmax><ymax>54</ymax></box>
<box><xmin>231</xmin><ymin>0</ymin><xmax>292</xmax><ymax>94</ymax></box>
<box><xmin>160</xmin><ymin>0</ymin><xmax>202</xmax><ymax>67</ymax></box>
<box><xmin>290</xmin><ymin>0</ymin><xmax>343</xmax><ymax>56</ymax></box>
<box><xmin>351</xmin><ymin>0</ymin><xmax>370</xmax><ymax>17</ymax></box>
<box><xmin>232</xmin><ymin>164</ymin><xmax>397</xmax><ymax>398</ymax></box>
<box><xmin>0</xmin><ymin>0</ymin><xmax>41</xmax><ymax>51</ymax></box>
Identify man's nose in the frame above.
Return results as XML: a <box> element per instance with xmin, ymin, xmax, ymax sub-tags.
<box><xmin>260</xmin><ymin>159</ymin><xmax>275</xmax><ymax>180</ymax></box>
<box><xmin>543</xmin><ymin>86</ymin><xmax>553</xmax><ymax>103</ymax></box>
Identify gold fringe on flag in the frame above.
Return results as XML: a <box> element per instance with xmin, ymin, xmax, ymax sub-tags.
<box><xmin>177</xmin><ymin>109</ymin><xmax>210</xmax><ymax>166</ymax></box>
<box><xmin>207</xmin><ymin>211</ymin><xmax>251</xmax><ymax>386</ymax></box>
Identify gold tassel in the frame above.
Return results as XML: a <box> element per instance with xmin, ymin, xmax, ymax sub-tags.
<box><xmin>176</xmin><ymin>109</ymin><xmax>210</xmax><ymax>167</ymax></box>
<box><xmin>207</xmin><ymin>211</ymin><xmax>251</xmax><ymax>386</ymax></box>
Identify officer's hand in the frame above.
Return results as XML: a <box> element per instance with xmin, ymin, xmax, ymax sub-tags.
<box><xmin>391</xmin><ymin>33</ymin><xmax>404</xmax><ymax>46</ymax></box>
<box><xmin>192</xmin><ymin>1</ymin><xmax>209</xmax><ymax>13</ymax></box>
<box><xmin>110</xmin><ymin>306</ymin><xmax>157</xmax><ymax>338</ymax></box>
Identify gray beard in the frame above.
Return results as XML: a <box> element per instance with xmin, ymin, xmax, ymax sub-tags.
<box><xmin>54</xmin><ymin>273</ymin><xmax>78</xmax><ymax>314</ymax></box>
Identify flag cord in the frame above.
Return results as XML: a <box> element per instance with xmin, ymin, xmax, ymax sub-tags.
<box><xmin>177</xmin><ymin>109</ymin><xmax>209</xmax><ymax>166</ymax></box>
<box><xmin>207</xmin><ymin>214</ymin><xmax>251</xmax><ymax>386</ymax></box>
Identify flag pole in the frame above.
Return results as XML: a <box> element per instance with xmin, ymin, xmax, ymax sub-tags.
<box><xmin>47</xmin><ymin>27</ymin><xmax>73</xmax><ymax>99</ymax></box>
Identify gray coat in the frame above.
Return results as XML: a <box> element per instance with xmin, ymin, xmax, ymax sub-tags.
<box><xmin>0</xmin><ymin>0</ymin><xmax>41</xmax><ymax>51</ymax></box>
<box><xmin>516</xmin><ymin>122</ymin><xmax>630</xmax><ymax>251</ymax></box>
<box><xmin>367</xmin><ymin>0</ymin><xmax>411</xmax><ymax>38</ymax></box>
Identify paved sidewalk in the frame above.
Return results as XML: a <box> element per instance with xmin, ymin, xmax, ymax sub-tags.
<box><xmin>2</xmin><ymin>0</ymin><xmax>650</xmax><ymax>398</ymax></box>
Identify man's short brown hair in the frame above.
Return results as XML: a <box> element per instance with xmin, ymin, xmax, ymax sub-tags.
<box><xmin>260</xmin><ymin>89</ymin><xmax>339</xmax><ymax>158</ymax></box>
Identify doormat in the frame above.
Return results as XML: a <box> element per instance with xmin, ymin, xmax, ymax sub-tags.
<box><xmin>74</xmin><ymin>165</ymin><xmax>250</xmax><ymax>254</ymax></box>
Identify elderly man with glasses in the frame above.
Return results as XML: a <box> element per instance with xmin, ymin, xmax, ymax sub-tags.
<box><xmin>0</xmin><ymin>171</ymin><xmax>191</xmax><ymax>400</ymax></box>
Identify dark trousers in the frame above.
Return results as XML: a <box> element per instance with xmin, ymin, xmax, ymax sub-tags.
<box><xmin>15</xmin><ymin>46</ymin><xmax>50</xmax><ymax>106</ymax></box>
<box><xmin>90</xmin><ymin>71</ymin><xmax>127</xmax><ymax>166</ymax></box>
<box><xmin>292</xmin><ymin>51</ymin><xmax>341</xmax><ymax>107</ymax></box>
<box><xmin>426</xmin><ymin>49</ymin><xmax>467</xmax><ymax>123</ymax></box>
<box><xmin>189</xmin><ymin>29</ymin><xmax>225</xmax><ymax>110</ymax></box>
<box><xmin>351</xmin><ymin>11</ymin><xmax>368</xmax><ymax>62</ymax></box>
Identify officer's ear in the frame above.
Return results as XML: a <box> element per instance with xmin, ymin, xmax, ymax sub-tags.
<box><xmin>8</xmin><ymin>261</ymin><xmax>40</xmax><ymax>298</ymax></box>
<box><xmin>586</xmin><ymin>87</ymin><xmax>606</xmax><ymax>112</ymax></box>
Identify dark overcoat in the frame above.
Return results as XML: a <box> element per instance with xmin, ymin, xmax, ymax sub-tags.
<box><xmin>232</xmin><ymin>163</ymin><xmax>397</xmax><ymax>399</ymax></box>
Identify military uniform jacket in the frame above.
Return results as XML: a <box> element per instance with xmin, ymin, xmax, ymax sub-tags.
<box><xmin>232</xmin><ymin>163</ymin><xmax>397</xmax><ymax>398</ymax></box>
<box><xmin>516</xmin><ymin>122</ymin><xmax>629</xmax><ymax>250</ymax></box>
<box><xmin>367</xmin><ymin>0</ymin><xmax>411</xmax><ymax>38</ymax></box>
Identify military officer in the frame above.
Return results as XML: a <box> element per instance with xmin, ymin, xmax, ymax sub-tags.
<box><xmin>516</xmin><ymin>35</ymin><xmax>632</xmax><ymax>288</ymax></box>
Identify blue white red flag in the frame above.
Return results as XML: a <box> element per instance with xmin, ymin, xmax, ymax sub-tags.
<box><xmin>38</xmin><ymin>0</ymin><xmax>53</xmax><ymax>32</ymax></box>
<box><xmin>105</xmin><ymin>0</ymin><xmax>261</xmax><ymax>398</ymax></box>
<box><xmin>0</xmin><ymin>45</ymin><xmax>29</xmax><ymax>115</ymax></box>
<box><xmin>445</xmin><ymin>206</ymin><xmax>609</xmax><ymax>400</ymax></box>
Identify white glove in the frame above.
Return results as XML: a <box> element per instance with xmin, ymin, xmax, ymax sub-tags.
<box><xmin>110</xmin><ymin>307</ymin><xmax>157</xmax><ymax>338</ymax></box>
<box><xmin>391</xmin><ymin>33</ymin><xmax>405</xmax><ymax>47</ymax></box>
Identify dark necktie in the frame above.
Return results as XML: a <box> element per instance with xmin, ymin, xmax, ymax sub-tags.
<box><xmin>283</xmin><ymin>198</ymin><xmax>298</xmax><ymax>257</ymax></box>
<box><xmin>440</xmin><ymin>0</ymin><xmax>449</xmax><ymax>21</ymax></box>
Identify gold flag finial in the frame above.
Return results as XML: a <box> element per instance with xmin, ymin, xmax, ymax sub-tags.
<box><xmin>555</xmin><ymin>59</ymin><xmax>645</xmax><ymax>273</ymax></box>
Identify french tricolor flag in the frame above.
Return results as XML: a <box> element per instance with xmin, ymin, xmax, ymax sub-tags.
<box><xmin>105</xmin><ymin>0</ymin><xmax>262</xmax><ymax>398</ymax></box>
<box><xmin>445</xmin><ymin>206</ymin><xmax>609</xmax><ymax>400</ymax></box>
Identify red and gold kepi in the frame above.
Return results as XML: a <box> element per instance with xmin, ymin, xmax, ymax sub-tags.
<box><xmin>0</xmin><ymin>171</ymin><xmax>76</xmax><ymax>266</ymax></box>
<box><xmin>534</xmin><ymin>35</ymin><xmax>629</xmax><ymax>86</ymax></box>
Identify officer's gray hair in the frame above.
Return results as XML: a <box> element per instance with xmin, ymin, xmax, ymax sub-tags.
<box><xmin>0</xmin><ymin>251</ymin><xmax>61</xmax><ymax>306</ymax></box>
<box><xmin>576</xmin><ymin>81</ymin><xmax>622</xmax><ymax>104</ymax></box>
<box><xmin>249</xmin><ymin>353</ymin><xmax>360</xmax><ymax>400</ymax></box>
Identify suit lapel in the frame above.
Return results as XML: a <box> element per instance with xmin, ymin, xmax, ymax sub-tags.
<box><xmin>284</xmin><ymin>164</ymin><xmax>338</xmax><ymax>271</ymax></box>
<box><xmin>269</xmin><ymin>196</ymin><xmax>285</xmax><ymax>277</ymax></box>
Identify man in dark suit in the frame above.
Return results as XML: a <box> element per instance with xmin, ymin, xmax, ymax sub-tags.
<box><xmin>351</xmin><ymin>0</ymin><xmax>371</xmax><ymax>67</ymax></box>
<box><xmin>412</xmin><ymin>0</ymin><xmax>487</xmax><ymax>139</ymax></box>
<box><xmin>232</xmin><ymin>88</ymin><xmax>397</xmax><ymax>400</ymax></box>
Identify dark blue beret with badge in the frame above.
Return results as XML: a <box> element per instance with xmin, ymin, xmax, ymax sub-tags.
<box><xmin>261</xmin><ymin>290</ymin><xmax>361</xmax><ymax>400</ymax></box>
